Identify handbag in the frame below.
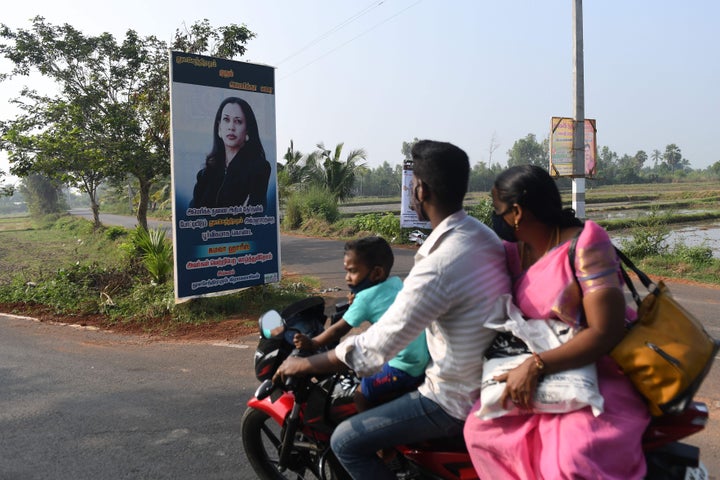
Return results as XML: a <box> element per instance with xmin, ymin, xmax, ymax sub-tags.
<box><xmin>569</xmin><ymin>233</ymin><xmax>720</xmax><ymax>416</ymax></box>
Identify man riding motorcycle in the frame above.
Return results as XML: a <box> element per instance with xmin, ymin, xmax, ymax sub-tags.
<box><xmin>274</xmin><ymin>140</ymin><xmax>512</xmax><ymax>479</ymax></box>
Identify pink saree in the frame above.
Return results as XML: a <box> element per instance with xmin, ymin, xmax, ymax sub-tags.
<box><xmin>464</xmin><ymin>221</ymin><xmax>650</xmax><ymax>479</ymax></box>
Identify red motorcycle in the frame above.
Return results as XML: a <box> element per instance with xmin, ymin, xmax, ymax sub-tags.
<box><xmin>241</xmin><ymin>297</ymin><xmax>709</xmax><ymax>480</ymax></box>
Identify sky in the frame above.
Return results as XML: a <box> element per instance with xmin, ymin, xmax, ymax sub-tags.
<box><xmin>1</xmin><ymin>0</ymin><xmax>719</xmax><ymax>182</ymax></box>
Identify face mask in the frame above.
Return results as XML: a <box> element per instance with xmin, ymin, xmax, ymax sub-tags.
<box><xmin>349</xmin><ymin>274</ymin><xmax>375</xmax><ymax>295</ymax></box>
<box><xmin>491</xmin><ymin>212</ymin><xmax>517</xmax><ymax>243</ymax></box>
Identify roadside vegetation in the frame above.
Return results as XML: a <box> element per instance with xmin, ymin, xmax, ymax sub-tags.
<box><xmin>1</xmin><ymin>180</ymin><xmax>719</xmax><ymax>336</ymax></box>
<box><xmin>1</xmin><ymin>17</ymin><xmax>720</xmax><ymax>333</ymax></box>
<box><xmin>0</xmin><ymin>214</ymin><xmax>318</xmax><ymax>335</ymax></box>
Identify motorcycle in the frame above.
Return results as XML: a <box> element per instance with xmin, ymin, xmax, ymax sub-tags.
<box><xmin>242</xmin><ymin>297</ymin><xmax>710</xmax><ymax>480</ymax></box>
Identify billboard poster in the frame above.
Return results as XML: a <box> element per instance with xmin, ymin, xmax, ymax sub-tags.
<box><xmin>584</xmin><ymin>119</ymin><xmax>597</xmax><ymax>177</ymax></box>
<box><xmin>549</xmin><ymin>117</ymin><xmax>597</xmax><ymax>178</ymax></box>
<box><xmin>169</xmin><ymin>51</ymin><xmax>279</xmax><ymax>301</ymax></box>
<box><xmin>400</xmin><ymin>160</ymin><xmax>431</xmax><ymax>229</ymax></box>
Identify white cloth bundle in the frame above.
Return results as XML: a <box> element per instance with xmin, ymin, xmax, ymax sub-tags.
<box><xmin>475</xmin><ymin>295</ymin><xmax>604</xmax><ymax>420</ymax></box>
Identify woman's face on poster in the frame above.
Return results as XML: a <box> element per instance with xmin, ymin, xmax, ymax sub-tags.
<box><xmin>218</xmin><ymin>102</ymin><xmax>248</xmax><ymax>151</ymax></box>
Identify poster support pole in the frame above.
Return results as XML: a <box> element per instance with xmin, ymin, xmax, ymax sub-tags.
<box><xmin>572</xmin><ymin>0</ymin><xmax>586</xmax><ymax>219</ymax></box>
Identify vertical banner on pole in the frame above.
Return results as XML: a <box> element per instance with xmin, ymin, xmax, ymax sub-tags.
<box><xmin>169</xmin><ymin>52</ymin><xmax>279</xmax><ymax>302</ymax></box>
<box><xmin>549</xmin><ymin>117</ymin><xmax>596</xmax><ymax>178</ymax></box>
<box><xmin>400</xmin><ymin>159</ymin><xmax>431</xmax><ymax>229</ymax></box>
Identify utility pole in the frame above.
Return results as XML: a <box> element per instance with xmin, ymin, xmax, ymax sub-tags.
<box><xmin>572</xmin><ymin>0</ymin><xmax>586</xmax><ymax>219</ymax></box>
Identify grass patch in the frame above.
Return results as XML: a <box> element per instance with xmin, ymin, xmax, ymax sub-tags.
<box><xmin>0</xmin><ymin>214</ymin><xmax>321</xmax><ymax>334</ymax></box>
<box><xmin>0</xmin><ymin>214</ymin><xmax>34</xmax><ymax>232</ymax></box>
<box><xmin>598</xmin><ymin>211</ymin><xmax>720</xmax><ymax>232</ymax></box>
<box><xmin>0</xmin><ymin>215</ymin><xmax>127</xmax><ymax>281</ymax></box>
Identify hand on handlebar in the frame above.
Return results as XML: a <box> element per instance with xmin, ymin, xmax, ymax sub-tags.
<box><xmin>272</xmin><ymin>355</ymin><xmax>309</xmax><ymax>386</ymax></box>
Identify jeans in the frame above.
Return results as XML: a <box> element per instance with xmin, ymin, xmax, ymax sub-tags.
<box><xmin>330</xmin><ymin>390</ymin><xmax>465</xmax><ymax>480</ymax></box>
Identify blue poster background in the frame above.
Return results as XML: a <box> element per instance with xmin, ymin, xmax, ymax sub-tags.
<box><xmin>170</xmin><ymin>52</ymin><xmax>279</xmax><ymax>301</ymax></box>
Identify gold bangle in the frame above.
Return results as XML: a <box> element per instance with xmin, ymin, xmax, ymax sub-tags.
<box><xmin>532</xmin><ymin>352</ymin><xmax>545</xmax><ymax>371</ymax></box>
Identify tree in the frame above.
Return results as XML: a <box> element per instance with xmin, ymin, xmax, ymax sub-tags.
<box><xmin>0</xmin><ymin>17</ymin><xmax>255</xmax><ymax>230</ymax></box>
<box><xmin>488</xmin><ymin>132</ymin><xmax>500</xmax><ymax>165</ymax></box>
<box><xmin>663</xmin><ymin>144</ymin><xmax>683</xmax><ymax>172</ymax></box>
<box><xmin>708</xmin><ymin>160</ymin><xmax>720</xmax><ymax>178</ymax></box>
<box><xmin>277</xmin><ymin>140</ymin><xmax>317</xmax><ymax>195</ymax></box>
<box><xmin>18</xmin><ymin>173</ymin><xmax>66</xmax><ymax>217</ymax></box>
<box><xmin>507</xmin><ymin>134</ymin><xmax>548</xmax><ymax>168</ymax></box>
<box><xmin>2</xmin><ymin>96</ymin><xmax>111</xmax><ymax>227</ymax></box>
<box><xmin>171</xmin><ymin>19</ymin><xmax>255</xmax><ymax>58</ymax></box>
<box><xmin>469</xmin><ymin>161</ymin><xmax>502</xmax><ymax>193</ymax></box>
<box><xmin>310</xmin><ymin>142</ymin><xmax>366</xmax><ymax>202</ymax></box>
<box><xmin>651</xmin><ymin>149</ymin><xmax>662</xmax><ymax>167</ymax></box>
<box><xmin>0</xmin><ymin>170</ymin><xmax>13</xmax><ymax>197</ymax></box>
<box><xmin>595</xmin><ymin>146</ymin><xmax>619</xmax><ymax>184</ymax></box>
<box><xmin>354</xmin><ymin>165</ymin><xmax>370</xmax><ymax>197</ymax></box>
<box><xmin>365</xmin><ymin>161</ymin><xmax>399</xmax><ymax>197</ymax></box>
<box><xmin>634</xmin><ymin>150</ymin><xmax>648</xmax><ymax>170</ymax></box>
<box><xmin>616</xmin><ymin>154</ymin><xmax>640</xmax><ymax>184</ymax></box>
<box><xmin>401</xmin><ymin>138</ymin><xmax>420</xmax><ymax>163</ymax></box>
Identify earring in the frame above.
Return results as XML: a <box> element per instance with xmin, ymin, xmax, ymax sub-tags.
<box><xmin>514</xmin><ymin>221</ymin><xmax>519</xmax><ymax>231</ymax></box>
<box><xmin>245</xmin><ymin>134</ymin><xmax>250</xmax><ymax>142</ymax></box>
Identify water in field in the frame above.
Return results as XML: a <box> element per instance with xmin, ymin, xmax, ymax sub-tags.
<box><xmin>342</xmin><ymin>203</ymin><xmax>720</xmax><ymax>257</ymax></box>
<box><xmin>611</xmin><ymin>222</ymin><xmax>720</xmax><ymax>258</ymax></box>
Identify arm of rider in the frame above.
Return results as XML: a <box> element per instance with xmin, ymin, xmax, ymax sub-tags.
<box><xmin>272</xmin><ymin>350</ymin><xmax>347</xmax><ymax>384</ymax></box>
<box><xmin>497</xmin><ymin>287</ymin><xmax>626</xmax><ymax>410</ymax></box>
<box><xmin>293</xmin><ymin>320</ymin><xmax>354</xmax><ymax>351</ymax></box>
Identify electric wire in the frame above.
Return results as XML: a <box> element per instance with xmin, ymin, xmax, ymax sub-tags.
<box><xmin>278</xmin><ymin>0</ymin><xmax>423</xmax><ymax>80</ymax></box>
<box><xmin>275</xmin><ymin>0</ymin><xmax>386</xmax><ymax>66</ymax></box>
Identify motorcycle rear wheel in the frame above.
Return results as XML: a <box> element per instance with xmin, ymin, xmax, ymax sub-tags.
<box><xmin>241</xmin><ymin>407</ymin><xmax>323</xmax><ymax>480</ymax></box>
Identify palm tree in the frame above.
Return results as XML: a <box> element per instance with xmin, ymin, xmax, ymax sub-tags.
<box><xmin>651</xmin><ymin>149</ymin><xmax>662</xmax><ymax>168</ymax></box>
<box><xmin>278</xmin><ymin>140</ymin><xmax>320</xmax><ymax>200</ymax></box>
<box><xmin>311</xmin><ymin>142</ymin><xmax>367</xmax><ymax>202</ymax></box>
<box><xmin>663</xmin><ymin>144</ymin><xmax>682</xmax><ymax>172</ymax></box>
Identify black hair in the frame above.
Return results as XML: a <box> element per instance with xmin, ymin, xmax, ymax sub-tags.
<box><xmin>493</xmin><ymin>164</ymin><xmax>583</xmax><ymax>228</ymax></box>
<box><xmin>344</xmin><ymin>236</ymin><xmax>394</xmax><ymax>276</ymax></box>
<box><xmin>411</xmin><ymin>140</ymin><xmax>469</xmax><ymax>210</ymax></box>
<box><xmin>206</xmin><ymin>97</ymin><xmax>266</xmax><ymax>169</ymax></box>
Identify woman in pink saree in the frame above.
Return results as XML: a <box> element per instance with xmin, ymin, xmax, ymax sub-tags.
<box><xmin>464</xmin><ymin>165</ymin><xmax>649</xmax><ymax>479</ymax></box>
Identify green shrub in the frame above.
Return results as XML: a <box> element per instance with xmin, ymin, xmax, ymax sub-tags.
<box><xmin>466</xmin><ymin>198</ymin><xmax>493</xmax><ymax>227</ymax></box>
<box><xmin>349</xmin><ymin>212</ymin><xmax>400</xmax><ymax>241</ymax></box>
<box><xmin>127</xmin><ymin>226</ymin><xmax>174</xmax><ymax>285</ymax></box>
<box><xmin>283</xmin><ymin>194</ymin><xmax>303</xmax><ymax>229</ymax></box>
<box><xmin>110</xmin><ymin>281</ymin><xmax>176</xmax><ymax>321</ymax></box>
<box><xmin>105</xmin><ymin>225</ymin><xmax>128</xmax><ymax>241</ymax></box>
<box><xmin>619</xmin><ymin>207</ymin><xmax>670</xmax><ymax>259</ymax></box>
<box><xmin>671</xmin><ymin>243</ymin><xmax>714</xmax><ymax>266</ymax></box>
<box><xmin>0</xmin><ymin>264</ymin><xmax>101</xmax><ymax>314</ymax></box>
<box><xmin>283</xmin><ymin>187</ymin><xmax>339</xmax><ymax>229</ymax></box>
<box><xmin>50</xmin><ymin>214</ymin><xmax>96</xmax><ymax>235</ymax></box>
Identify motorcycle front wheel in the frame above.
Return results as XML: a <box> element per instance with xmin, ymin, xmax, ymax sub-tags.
<box><xmin>241</xmin><ymin>407</ymin><xmax>324</xmax><ymax>480</ymax></box>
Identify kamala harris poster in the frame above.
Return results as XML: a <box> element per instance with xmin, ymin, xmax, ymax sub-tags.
<box><xmin>169</xmin><ymin>51</ymin><xmax>279</xmax><ymax>302</ymax></box>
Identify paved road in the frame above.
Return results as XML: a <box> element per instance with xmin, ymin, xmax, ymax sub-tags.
<box><xmin>0</xmin><ymin>314</ymin><xmax>261</xmax><ymax>479</ymax></box>
<box><xmin>4</xmin><ymin>210</ymin><xmax>716</xmax><ymax>478</ymax></box>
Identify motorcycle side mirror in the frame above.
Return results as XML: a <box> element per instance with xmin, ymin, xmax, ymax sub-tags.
<box><xmin>259</xmin><ymin>310</ymin><xmax>284</xmax><ymax>339</ymax></box>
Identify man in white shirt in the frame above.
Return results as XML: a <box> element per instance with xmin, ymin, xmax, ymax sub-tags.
<box><xmin>275</xmin><ymin>140</ymin><xmax>511</xmax><ymax>479</ymax></box>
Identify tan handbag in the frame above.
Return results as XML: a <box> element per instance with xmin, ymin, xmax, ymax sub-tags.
<box><xmin>570</xmin><ymin>236</ymin><xmax>720</xmax><ymax>416</ymax></box>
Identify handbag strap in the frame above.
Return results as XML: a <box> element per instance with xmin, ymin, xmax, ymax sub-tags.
<box><xmin>567</xmin><ymin>228</ymin><xmax>655</xmax><ymax>309</ymax></box>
